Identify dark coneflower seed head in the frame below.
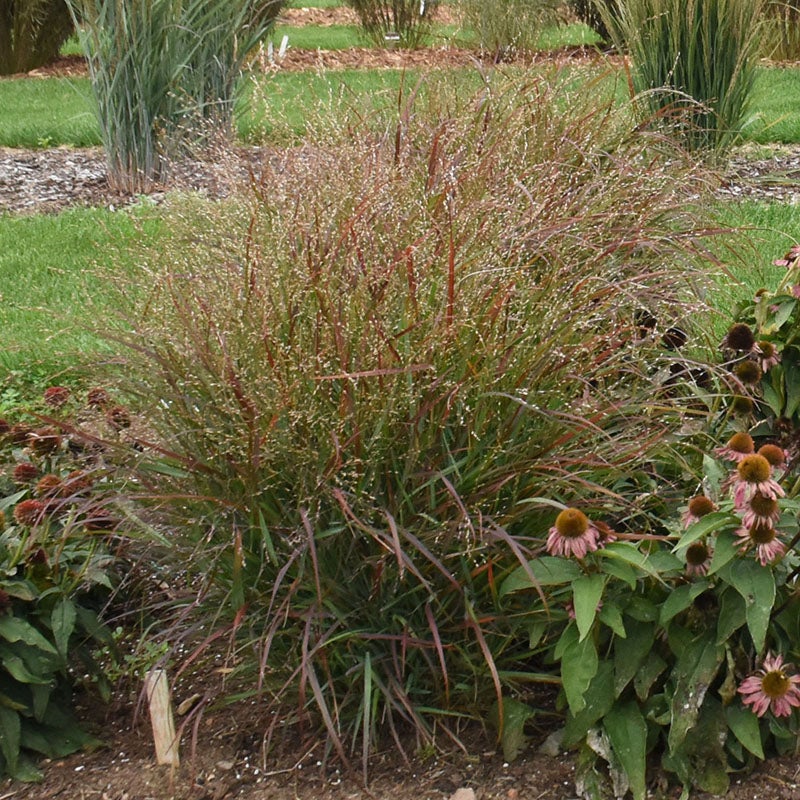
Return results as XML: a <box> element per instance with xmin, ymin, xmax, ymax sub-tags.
<box><xmin>750</xmin><ymin>491</ymin><xmax>779</xmax><ymax>518</ymax></box>
<box><xmin>724</xmin><ymin>323</ymin><xmax>756</xmax><ymax>351</ymax></box>
<box><xmin>43</xmin><ymin>386</ymin><xmax>71</xmax><ymax>408</ymax></box>
<box><xmin>554</xmin><ymin>508</ymin><xmax>590</xmax><ymax>539</ymax></box>
<box><xmin>749</xmin><ymin>522</ymin><xmax>778</xmax><ymax>545</ymax></box>
<box><xmin>735</xmin><ymin>360</ymin><xmax>762</xmax><ymax>385</ymax></box>
<box><xmin>738</xmin><ymin>454</ymin><xmax>772</xmax><ymax>484</ymax></box>
<box><xmin>688</xmin><ymin>495</ymin><xmax>715</xmax><ymax>518</ymax></box>
<box><xmin>9</xmin><ymin>424</ymin><xmax>32</xmax><ymax>445</ymax></box>
<box><xmin>661</xmin><ymin>327</ymin><xmax>688</xmax><ymax>350</ymax></box>
<box><xmin>28</xmin><ymin>427</ymin><xmax>61</xmax><ymax>456</ymax></box>
<box><xmin>731</xmin><ymin>395</ymin><xmax>755</xmax><ymax>415</ymax></box>
<box><xmin>12</xmin><ymin>462</ymin><xmax>39</xmax><ymax>484</ymax></box>
<box><xmin>35</xmin><ymin>474</ymin><xmax>63</xmax><ymax>496</ymax></box>
<box><xmin>758</xmin><ymin>444</ymin><xmax>786</xmax><ymax>467</ymax></box>
<box><xmin>87</xmin><ymin>387</ymin><xmax>111</xmax><ymax>408</ymax></box>
<box><xmin>686</xmin><ymin>541</ymin><xmax>710</xmax><ymax>565</ymax></box>
<box><xmin>13</xmin><ymin>499</ymin><xmax>46</xmax><ymax>527</ymax></box>
<box><xmin>106</xmin><ymin>406</ymin><xmax>131</xmax><ymax>430</ymax></box>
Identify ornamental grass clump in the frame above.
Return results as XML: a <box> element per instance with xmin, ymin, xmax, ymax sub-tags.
<box><xmin>344</xmin><ymin>0</ymin><xmax>438</xmax><ymax>48</ymax></box>
<box><xmin>605</xmin><ymin>0</ymin><xmax>765</xmax><ymax>155</ymax></box>
<box><xmin>95</xmin><ymin>71</ymin><xmax>724</xmax><ymax>770</ymax></box>
<box><xmin>458</xmin><ymin>0</ymin><xmax>563</xmax><ymax>60</ymax></box>
<box><xmin>0</xmin><ymin>0</ymin><xmax>74</xmax><ymax>75</ymax></box>
<box><xmin>762</xmin><ymin>0</ymin><xmax>800</xmax><ymax>60</ymax></box>
<box><xmin>66</xmin><ymin>0</ymin><xmax>283</xmax><ymax>192</ymax></box>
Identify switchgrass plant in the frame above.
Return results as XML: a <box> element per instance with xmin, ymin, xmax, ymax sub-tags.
<box><xmin>91</xmin><ymin>69</ymin><xmax>728</xmax><ymax>771</ymax></box>
<box><xmin>762</xmin><ymin>0</ymin><xmax>800</xmax><ymax>61</ymax></box>
<box><xmin>0</xmin><ymin>0</ymin><xmax>74</xmax><ymax>75</ymax></box>
<box><xmin>606</xmin><ymin>0</ymin><xmax>766</xmax><ymax>155</ymax></box>
<box><xmin>66</xmin><ymin>0</ymin><xmax>284</xmax><ymax>192</ymax></box>
<box><xmin>344</xmin><ymin>0</ymin><xmax>439</xmax><ymax>47</ymax></box>
<box><xmin>458</xmin><ymin>0</ymin><xmax>563</xmax><ymax>59</ymax></box>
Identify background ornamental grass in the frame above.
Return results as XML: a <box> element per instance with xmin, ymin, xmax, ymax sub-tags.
<box><xmin>89</xmin><ymin>72</ymin><xmax>727</xmax><ymax>767</ymax></box>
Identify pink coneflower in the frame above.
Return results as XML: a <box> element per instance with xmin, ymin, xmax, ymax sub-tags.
<box><xmin>731</xmin><ymin>454</ymin><xmax>784</xmax><ymax>507</ymax></box>
<box><xmin>546</xmin><ymin>508</ymin><xmax>600</xmax><ymax>559</ymax></box>
<box><xmin>739</xmin><ymin>653</ymin><xmax>800</xmax><ymax>717</ymax></box>
<box><xmin>773</xmin><ymin>245</ymin><xmax>800</xmax><ymax>268</ymax></box>
<box><xmin>715</xmin><ymin>432</ymin><xmax>755</xmax><ymax>462</ymax></box>
<box><xmin>758</xmin><ymin>341</ymin><xmax>781</xmax><ymax>373</ymax></box>
<box><xmin>685</xmin><ymin>540</ymin><xmax>712</xmax><ymax>576</ymax></box>
<box><xmin>682</xmin><ymin>495</ymin><xmax>717</xmax><ymax>528</ymax></box>
<box><xmin>734</xmin><ymin>522</ymin><xmax>786</xmax><ymax>566</ymax></box>
<box><xmin>741</xmin><ymin>491</ymin><xmax>781</xmax><ymax>528</ymax></box>
<box><xmin>43</xmin><ymin>386</ymin><xmax>71</xmax><ymax>408</ymax></box>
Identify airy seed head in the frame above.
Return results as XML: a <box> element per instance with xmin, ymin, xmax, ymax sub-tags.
<box><xmin>688</xmin><ymin>495</ymin><xmax>715</xmax><ymax>518</ymax></box>
<box><xmin>554</xmin><ymin>508</ymin><xmax>590</xmax><ymax>539</ymax></box>
<box><xmin>738</xmin><ymin>454</ymin><xmax>772</xmax><ymax>484</ymax></box>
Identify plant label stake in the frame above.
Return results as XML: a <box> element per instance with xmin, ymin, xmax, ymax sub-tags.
<box><xmin>144</xmin><ymin>668</ymin><xmax>180</xmax><ymax>767</ymax></box>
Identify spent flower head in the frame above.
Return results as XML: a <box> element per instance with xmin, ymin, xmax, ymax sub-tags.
<box><xmin>685</xmin><ymin>540</ymin><xmax>712</xmax><ymax>576</ymax></box>
<box><xmin>12</xmin><ymin>462</ymin><xmax>39</xmax><ymax>484</ymax></box>
<box><xmin>722</xmin><ymin>323</ymin><xmax>757</xmax><ymax>352</ymax></box>
<box><xmin>13</xmin><ymin>499</ymin><xmax>47</xmax><ymax>527</ymax></box>
<box><xmin>43</xmin><ymin>386</ymin><xmax>71</xmax><ymax>408</ymax></box>
<box><xmin>716</xmin><ymin>431</ymin><xmax>754</xmax><ymax>462</ymax></box>
<box><xmin>735</xmin><ymin>522</ymin><xmax>786</xmax><ymax>566</ymax></box>
<box><xmin>741</xmin><ymin>491</ymin><xmax>781</xmax><ymax>529</ymax></box>
<box><xmin>683</xmin><ymin>494</ymin><xmax>716</xmax><ymax>528</ymax></box>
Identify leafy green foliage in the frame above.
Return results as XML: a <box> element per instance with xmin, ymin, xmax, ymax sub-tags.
<box><xmin>497</xmin><ymin>245</ymin><xmax>800</xmax><ymax>794</ymax></box>
<box><xmin>608</xmin><ymin>0</ymin><xmax>766</xmax><ymax>155</ymax></box>
<box><xmin>0</xmin><ymin>0</ymin><xmax>74</xmax><ymax>75</ymax></box>
<box><xmin>0</xmin><ymin>387</ymin><xmax>133</xmax><ymax>780</ymax></box>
